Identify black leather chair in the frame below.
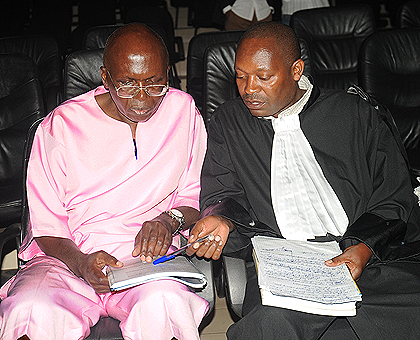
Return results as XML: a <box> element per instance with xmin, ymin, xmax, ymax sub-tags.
<box><xmin>63</xmin><ymin>49</ymin><xmax>104</xmax><ymax>102</ymax></box>
<box><xmin>83</xmin><ymin>25</ymin><xmax>121</xmax><ymax>51</ymax></box>
<box><xmin>359</xmin><ymin>27</ymin><xmax>420</xmax><ymax>180</ymax></box>
<box><xmin>398</xmin><ymin>0</ymin><xmax>420</xmax><ymax>28</ymax></box>
<box><xmin>0</xmin><ymin>54</ymin><xmax>44</xmax><ymax>269</ymax></box>
<box><xmin>290</xmin><ymin>3</ymin><xmax>376</xmax><ymax>90</ymax></box>
<box><xmin>0</xmin><ymin>34</ymin><xmax>62</xmax><ymax>113</ymax></box>
<box><xmin>202</xmin><ymin>38</ymin><xmax>311</xmax><ymax>124</ymax></box>
<box><xmin>186</xmin><ymin>30</ymin><xmax>245</xmax><ymax>118</ymax></box>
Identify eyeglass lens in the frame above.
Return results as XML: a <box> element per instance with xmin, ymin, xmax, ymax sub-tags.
<box><xmin>117</xmin><ymin>85</ymin><xmax>167</xmax><ymax>98</ymax></box>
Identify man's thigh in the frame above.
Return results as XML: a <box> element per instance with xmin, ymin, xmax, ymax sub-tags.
<box><xmin>349</xmin><ymin>259</ymin><xmax>420</xmax><ymax>339</ymax></box>
<box><xmin>0</xmin><ymin>256</ymin><xmax>107</xmax><ymax>340</ymax></box>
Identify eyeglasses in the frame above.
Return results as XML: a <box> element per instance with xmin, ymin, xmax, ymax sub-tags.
<box><xmin>106</xmin><ymin>70</ymin><xmax>169</xmax><ymax>98</ymax></box>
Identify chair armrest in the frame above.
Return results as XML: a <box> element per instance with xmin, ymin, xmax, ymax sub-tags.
<box><xmin>191</xmin><ymin>256</ymin><xmax>215</xmax><ymax>313</ymax></box>
<box><xmin>222</xmin><ymin>255</ymin><xmax>247</xmax><ymax>319</ymax></box>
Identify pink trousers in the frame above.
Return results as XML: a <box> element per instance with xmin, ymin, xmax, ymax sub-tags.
<box><xmin>0</xmin><ymin>256</ymin><xmax>209</xmax><ymax>340</ymax></box>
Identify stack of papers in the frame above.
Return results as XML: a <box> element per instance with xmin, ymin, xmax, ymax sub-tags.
<box><xmin>252</xmin><ymin>236</ymin><xmax>362</xmax><ymax>316</ymax></box>
<box><xmin>107</xmin><ymin>255</ymin><xmax>207</xmax><ymax>291</ymax></box>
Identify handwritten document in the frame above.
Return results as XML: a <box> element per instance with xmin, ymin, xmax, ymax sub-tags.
<box><xmin>252</xmin><ymin>236</ymin><xmax>362</xmax><ymax>316</ymax></box>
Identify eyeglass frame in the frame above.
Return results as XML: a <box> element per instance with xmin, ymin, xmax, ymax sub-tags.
<box><xmin>106</xmin><ymin>69</ymin><xmax>169</xmax><ymax>98</ymax></box>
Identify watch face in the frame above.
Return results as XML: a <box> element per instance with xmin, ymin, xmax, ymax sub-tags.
<box><xmin>171</xmin><ymin>209</ymin><xmax>183</xmax><ymax>218</ymax></box>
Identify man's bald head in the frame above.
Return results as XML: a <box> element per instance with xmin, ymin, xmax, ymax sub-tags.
<box><xmin>103</xmin><ymin>23</ymin><xmax>169</xmax><ymax>72</ymax></box>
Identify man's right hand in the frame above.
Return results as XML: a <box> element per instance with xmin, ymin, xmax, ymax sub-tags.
<box><xmin>35</xmin><ymin>236</ymin><xmax>122</xmax><ymax>294</ymax></box>
<box><xmin>76</xmin><ymin>251</ymin><xmax>123</xmax><ymax>293</ymax></box>
<box><xmin>186</xmin><ymin>215</ymin><xmax>232</xmax><ymax>260</ymax></box>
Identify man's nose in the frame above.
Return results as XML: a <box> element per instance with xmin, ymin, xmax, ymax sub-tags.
<box><xmin>134</xmin><ymin>86</ymin><xmax>148</xmax><ymax>100</ymax></box>
<box><xmin>244</xmin><ymin>76</ymin><xmax>259</xmax><ymax>94</ymax></box>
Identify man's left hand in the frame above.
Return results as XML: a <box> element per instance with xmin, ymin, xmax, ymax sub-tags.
<box><xmin>132</xmin><ymin>214</ymin><xmax>173</xmax><ymax>262</ymax></box>
<box><xmin>325</xmin><ymin>242</ymin><xmax>373</xmax><ymax>280</ymax></box>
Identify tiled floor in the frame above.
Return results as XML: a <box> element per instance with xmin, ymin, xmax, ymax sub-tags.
<box><xmin>200</xmin><ymin>295</ymin><xmax>235</xmax><ymax>340</ymax></box>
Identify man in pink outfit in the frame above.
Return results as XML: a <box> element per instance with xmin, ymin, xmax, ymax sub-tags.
<box><xmin>0</xmin><ymin>23</ymin><xmax>209</xmax><ymax>340</ymax></box>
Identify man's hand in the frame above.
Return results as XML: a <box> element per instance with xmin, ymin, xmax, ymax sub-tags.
<box><xmin>77</xmin><ymin>251</ymin><xmax>123</xmax><ymax>294</ymax></box>
<box><xmin>325</xmin><ymin>242</ymin><xmax>373</xmax><ymax>280</ymax></box>
<box><xmin>132</xmin><ymin>214</ymin><xmax>173</xmax><ymax>262</ymax></box>
<box><xmin>35</xmin><ymin>236</ymin><xmax>122</xmax><ymax>294</ymax></box>
<box><xmin>186</xmin><ymin>215</ymin><xmax>232</xmax><ymax>260</ymax></box>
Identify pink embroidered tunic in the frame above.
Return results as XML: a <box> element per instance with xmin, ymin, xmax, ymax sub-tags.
<box><xmin>21</xmin><ymin>86</ymin><xmax>207</xmax><ymax>262</ymax></box>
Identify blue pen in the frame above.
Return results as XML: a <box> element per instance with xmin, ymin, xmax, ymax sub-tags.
<box><xmin>153</xmin><ymin>234</ymin><xmax>212</xmax><ymax>265</ymax></box>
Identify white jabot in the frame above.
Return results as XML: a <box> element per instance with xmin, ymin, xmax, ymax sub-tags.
<box><xmin>223</xmin><ymin>0</ymin><xmax>273</xmax><ymax>21</ymax></box>
<box><xmin>270</xmin><ymin>75</ymin><xmax>348</xmax><ymax>240</ymax></box>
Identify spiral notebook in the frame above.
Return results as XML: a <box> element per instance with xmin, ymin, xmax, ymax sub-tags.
<box><xmin>107</xmin><ymin>255</ymin><xmax>207</xmax><ymax>291</ymax></box>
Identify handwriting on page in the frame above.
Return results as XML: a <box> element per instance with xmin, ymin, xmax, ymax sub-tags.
<box><xmin>253</xmin><ymin>238</ymin><xmax>361</xmax><ymax>305</ymax></box>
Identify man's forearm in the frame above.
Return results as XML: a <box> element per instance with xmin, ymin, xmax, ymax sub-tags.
<box><xmin>35</xmin><ymin>236</ymin><xmax>85</xmax><ymax>277</ymax></box>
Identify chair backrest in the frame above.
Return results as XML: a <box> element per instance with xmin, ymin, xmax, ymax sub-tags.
<box><xmin>358</xmin><ymin>28</ymin><xmax>420</xmax><ymax>175</ymax></box>
<box><xmin>202</xmin><ymin>39</ymin><xmax>312</xmax><ymax>125</ymax></box>
<box><xmin>0</xmin><ymin>34</ymin><xmax>62</xmax><ymax>113</ymax></box>
<box><xmin>187</xmin><ymin>30</ymin><xmax>246</xmax><ymax>116</ymax></box>
<box><xmin>63</xmin><ymin>49</ymin><xmax>104</xmax><ymax>101</ymax></box>
<box><xmin>84</xmin><ymin>25</ymin><xmax>121</xmax><ymax>50</ymax></box>
<box><xmin>398</xmin><ymin>1</ymin><xmax>420</xmax><ymax>28</ymax></box>
<box><xmin>290</xmin><ymin>3</ymin><xmax>375</xmax><ymax>90</ymax></box>
<box><xmin>0</xmin><ymin>53</ymin><xmax>44</xmax><ymax>228</ymax></box>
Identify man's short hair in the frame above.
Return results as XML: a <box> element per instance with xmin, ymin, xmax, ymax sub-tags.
<box><xmin>238</xmin><ymin>21</ymin><xmax>301</xmax><ymax>67</ymax></box>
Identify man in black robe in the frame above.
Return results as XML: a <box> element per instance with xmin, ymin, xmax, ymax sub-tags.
<box><xmin>187</xmin><ymin>22</ymin><xmax>420</xmax><ymax>339</ymax></box>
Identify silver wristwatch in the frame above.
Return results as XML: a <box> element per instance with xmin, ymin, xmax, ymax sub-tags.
<box><xmin>164</xmin><ymin>208</ymin><xmax>186</xmax><ymax>235</ymax></box>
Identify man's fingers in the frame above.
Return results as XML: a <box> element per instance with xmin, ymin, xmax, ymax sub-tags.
<box><xmin>325</xmin><ymin>255</ymin><xmax>344</xmax><ymax>267</ymax></box>
<box><xmin>96</xmin><ymin>250</ymin><xmax>123</xmax><ymax>268</ymax></box>
<box><xmin>189</xmin><ymin>222</ymin><xmax>206</xmax><ymax>243</ymax></box>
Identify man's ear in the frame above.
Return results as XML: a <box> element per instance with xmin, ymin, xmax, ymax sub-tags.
<box><xmin>100</xmin><ymin>66</ymin><xmax>109</xmax><ymax>89</ymax></box>
<box><xmin>292</xmin><ymin>59</ymin><xmax>305</xmax><ymax>81</ymax></box>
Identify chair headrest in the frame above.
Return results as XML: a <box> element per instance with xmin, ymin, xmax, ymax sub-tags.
<box><xmin>64</xmin><ymin>49</ymin><xmax>104</xmax><ymax>101</ymax></box>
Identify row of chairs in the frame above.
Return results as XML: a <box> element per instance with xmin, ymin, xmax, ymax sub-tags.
<box><xmin>1</xmin><ymin>2</ymin><xmax>419</xmax><ymax>339</ymax></box>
